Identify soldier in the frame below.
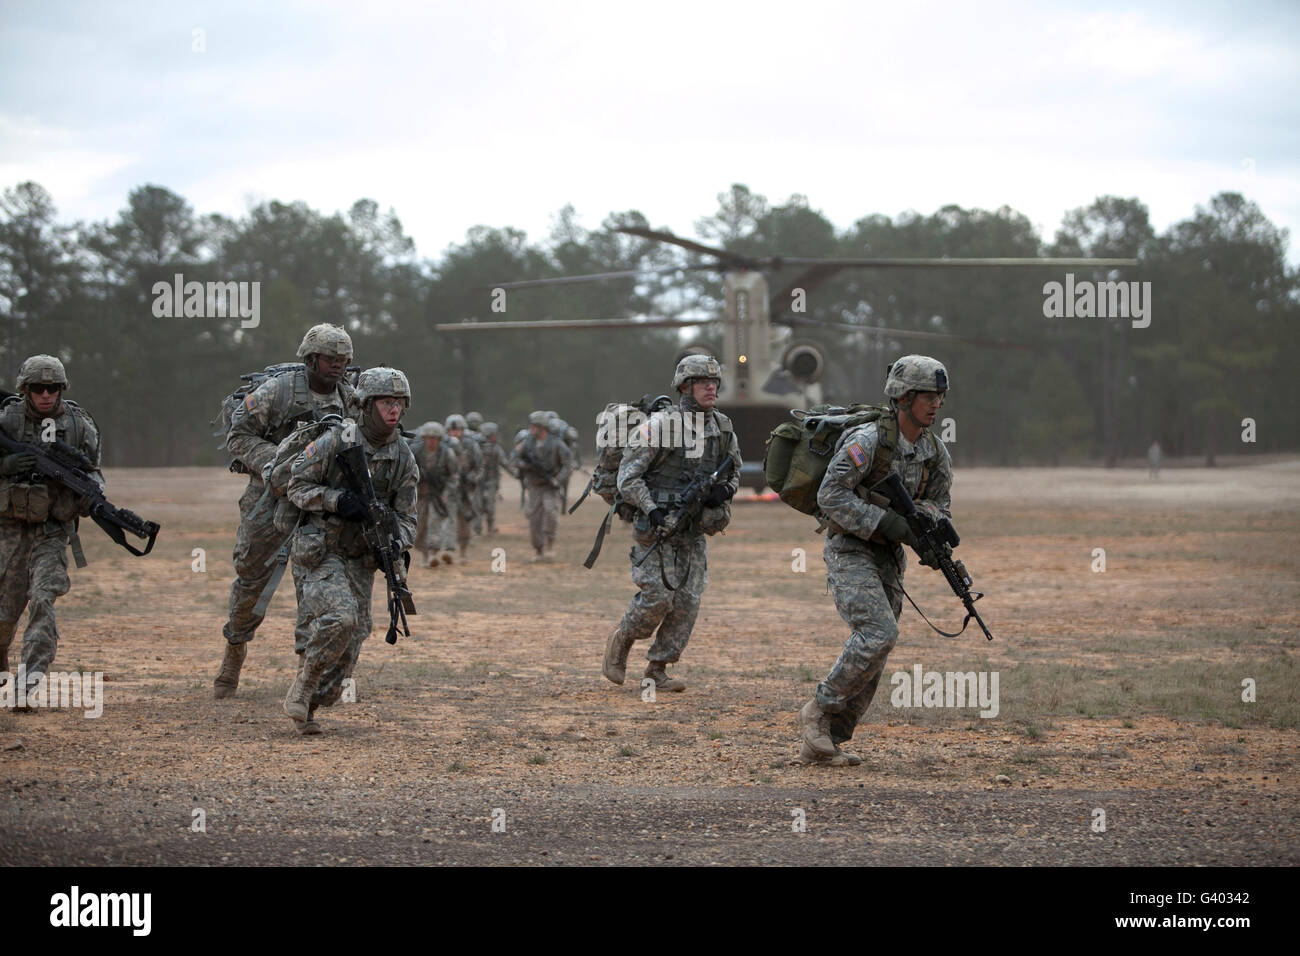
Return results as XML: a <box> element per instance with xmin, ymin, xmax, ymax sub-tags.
<box><xmin>510</xmin><ymin>411</ymin><xmax>574</xmax><ymax>562</ymax></box>
<box><xmin>464</xmin><ymin>412</ymin><xmax>487</xmax><ymax>534</ymax></box>
<box><xmin>445</xmin><ymin>414</ymin><xmax>482</xmax><ymax>560</ymax></box>
<box><xmin>214</xmin><ymin>324</ymin><xmax>356</xmax><ymax>699</ymax></box>
<box><xmin>479</xmin><ymin>422</ymin><xmax>504</xmax><ymax>534</ymax></box>
<box><xmin>602</xmin><ymin>355</ymin><xmax>740</xmax><ymax>692</ymax></box>
<box><xmin>796</xmin><ymin>355</ymin><xmax>953</xmax><ymax>766</ymax></box>
<box><xmin>283</xmin><ymin>367</ymin><xmax>418</xmax><ymax>735</ymax></box>
<box><xmin>411</xmin><ymin>421</ymin><xmax>459</xmax><ymax>567</ymax></box>
<box><xmin>0</xmin><ymin>356</ymin><xmax>102</xmax><ymax>690</ymax></box>
<box><xmin>509</xmin><ymin>426</ymin><xmax>529</xmax><ymax>511</ymax></box>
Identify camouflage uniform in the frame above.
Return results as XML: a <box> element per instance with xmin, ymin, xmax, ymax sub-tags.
<box><xmin>801</xmin><ymin>355</ymin><xmax>953</xmax><ymax>761</ymax></box>
<box><xmin>285</xmin><ymin>370</ymin><xmax>418</xmax><ymax>730</ymax></box>
<box><xmin>465</xmin><ymin>413</ymin><xmax>487</xmax><ymax>534</ymax></box>
<box><xmin>447</xmin><ymin>417</ymin><xmax>483</xmax><ymax>557</ymax></box>
<box><xmin>609</xmin><ymin>378</ymin><xmax>741</xmax><ymax>684</ymax></box>
<box><xmin>478</xmin><ymin>423</ymin><xmax>503</xmax><ymax>534</ymax></box>
<box><xmin>0</xmin><ymin>357</ymin><xmax>102</xmax><ymax>679</ymax></box>
<box><xmin>222</xmin><ymin>361</ymin><xmax>354</xmax><ymax>654</ymax></box>
<box><xmin>509</xmin><ymin>415</ymin><xmax>574</xmax><ymax>558</ymax></box>
<box><xmin>410</xmin><ymin>423</ymin><xmax>459</xmax><ymax>565</ymax></box>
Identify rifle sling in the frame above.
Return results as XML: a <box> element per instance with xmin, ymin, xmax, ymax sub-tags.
<box><xmin>581</xmin><ymin>504</ymin><xmax>614</xmax><ymax>569</ymax></box>
<box><xmin>568</xmin><ymin>474</ymin><xmax>594</xmax><ymax>514</ymax></box>
<box><xmin>90</xmin><ymin>512</ymin><xmax>157</xmax><ymax>557</ymax></box>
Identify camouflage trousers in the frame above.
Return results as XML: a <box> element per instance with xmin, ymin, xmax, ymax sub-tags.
<box><xmin>616</xmin><ymin>533</ymin><xmax>708</xmax><ymax>664</ymax></box>
<box><xmin>457</xmin><ymin>488</ymin><xmax>477</xmax><ymax>550</ymax></box>
<box><xmin>415</xmin><ymin>491</ymin><xmax>455</xmax><ymax>557</ymax></box>
<box><xmin>815</xmin><ymin>535</ymin><xmax>905</xmax><ymax>744</ymax></box>
<box><xmin>471</xmin><ymin>484</ymin><xmax>485</xmax><ymax>535</ymax></box>
<box><xmin>0</xmin><ymin>518</ymin><xmax>72</xmax><ymax>675</ymax></box>
<box><xmin>223</xmin><ymin>481</ymin><xmax>308</xmax><ymax>652</ymax></box>
<box><xmin>293</xmin><ymin>550</ymin><xmax>375</xmax><ymax>710</ymax></box>
<box><xmin>481</xmin><ymin>479</ymin><xmax>499</xmax><ymax>532</ymax></box>
<box><xmin>523</xmin><ymin>483</ymin><xmax>563</xmax><ymax>551</ymax></box>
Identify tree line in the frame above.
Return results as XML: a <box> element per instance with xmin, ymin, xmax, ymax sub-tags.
<box><xmin>1</xmin><ymin>181</ymin><xmax>1294</xmax><ymax>467</ymax></box>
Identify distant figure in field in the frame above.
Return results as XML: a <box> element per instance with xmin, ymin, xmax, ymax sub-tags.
<box><xmin>1148</xmin><ymin>441</ymin><xmax>1162</xmax><ymax>478</ymax></box>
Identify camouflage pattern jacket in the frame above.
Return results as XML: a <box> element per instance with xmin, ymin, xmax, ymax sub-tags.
<box><xmin>412</xmin><ymin>440</ymin><xmax>459</xmax><ymax>502</ymax></box>
<box><xmin>0</xmin><ymin>396</ymin><xmax>104</xmax><ymax>525</ymax></box>
<box><xmin>817</xmin><ymin>420</ymin><xmax>952</xmax><ymax>554</ymax></box>
<box><xmin>617</xmin><ymin>401</ymin><xmax>741</xmax><ymax>537</ymax></box>
<box><xmin>227</xmin><ymin>368</ymin><xmax>356</xmax><ymax>481</ymax></box>
<box><xmin>287</xmin><ymin>424</ymin><xmax>419</xmax><ymax>561</ymax></box>
<box><xmin>510</xmin><ymin>433</ymin><xmax>574</xmax><ymax>489</ymax></box>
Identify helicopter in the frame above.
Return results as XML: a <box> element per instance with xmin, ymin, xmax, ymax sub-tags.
<box><xmin>437</xmin><ymin>225</ymin><xmax>1136</xmax><ymax>490</ymax></box>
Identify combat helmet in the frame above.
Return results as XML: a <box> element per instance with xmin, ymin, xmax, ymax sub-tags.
<box><xmin>445</xmin><ymin>414</ymin><xmax>467</xmax><ymax>431</ymax></box>
<box><xmin>548</xmin><ymin>417</ymin><xmax>567</xmax><ymax>435</ymax></box>
<box><xmin>465</xmin><ymin>411</ymin><xmax>484</xmax><ymax>430</ymax></box>
<box><xmin>416</xmin><ymin>421</ymin><xmax>446</xmax><ymax>439</ymax></box>
<box><xmin>355</xmin><ymin>367</ymin><xmax>411</xmax><ymax>407</ymax></box>
<box><xmin>296</xmin><ymin>323</ymin><xmax>353</xmax><ymax>360</ymax></box>
<box><xmin>481</xmin><ymin>422</ymin><xmax>499</xmax><ymax>437</ymax></box>
<box><xmin>528</xmin><ymin>411</ymin><xmax>549</xmax><ymax>426</ymax></box>
<box><xmin>884</xmin><ymin>355</ymin><xmax>948</xmax><ymax>399</ymax></box>
<box><xmin>672</xmin><ymin>354</ymin><xmax>723</xmax><ymax>390</ymax></box>
<box><xmin>16</xmin><ymin>354</ymin><xmax>68</xmax><ymax>392</ymax></box>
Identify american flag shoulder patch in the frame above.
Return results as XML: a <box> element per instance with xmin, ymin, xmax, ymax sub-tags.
<box><xmin>846</xmin><ymin>443</ymin><xmax>868</xmax><ymax>467</ymax></box>
<box><xmin>244</xmin><ymin>393</ymin><xmax>257</xmax><ymax>411</ymax></box>
<box><xmin>304</xmin><ymin>440</ymin><xmax>316</xmax><ymax>458</ymax></box>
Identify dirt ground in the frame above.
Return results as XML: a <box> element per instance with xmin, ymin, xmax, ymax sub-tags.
<box><xmin>2</xmin><ymin>461</ymin><xmax>1297</xmax><ymax>866</ymax></box>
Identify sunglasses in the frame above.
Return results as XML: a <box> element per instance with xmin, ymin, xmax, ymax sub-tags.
<box><xmin>28</xmin><ymin>384</ymin><xmax>63</xmax><ymax>395</ymax></box>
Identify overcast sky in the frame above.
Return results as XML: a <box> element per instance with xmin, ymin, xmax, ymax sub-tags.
<box><xmin>3</xmin><ymin>0</ymin><xmax>1298</xmax><ymax>264</ymax></box>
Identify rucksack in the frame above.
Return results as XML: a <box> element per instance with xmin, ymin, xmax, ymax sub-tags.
<box><xmin>763</xmin><ymin>404</ymin><xmax>902</xmax><ymax>515</ymax></box>
<box><xmin>211</xmin><ymin>363</ymin><xmax>307</xmax><ymax>472</ymax></box>
<box><xmin>264</xmin><ymin>414</ymin><xmax>346</xmax><ymax>534</ymax></box>
<box><xmin>212</xmin><ymin>363</ymin><xmax>358</xmax><ymax>472</ymax></box>
<box><xmin>570</xmin><ymin>395</ymin><xmax>674</xmax><ymax>518</ymax></box>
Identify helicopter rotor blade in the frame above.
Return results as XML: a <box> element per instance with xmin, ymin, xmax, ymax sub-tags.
<box><xmin>613</xmin><ymin>227</ymin><xmax>755</xmax><ymax>268</ymax></box>
<box><xmin>779</xmin><ymin>316</ymin><xmax>1038</xmax><ymax>352</ymax></box>
<box><xmin>435</xmin><ymin>317</ymin><xmax>717</xmax><ymax>332</ymax></box>
<box><xmin>486</xmin><ymin>263</ymin><xmax>716</xmax><ymax>291</ymax></box>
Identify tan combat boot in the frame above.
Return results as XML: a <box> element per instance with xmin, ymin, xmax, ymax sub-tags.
<box><xmin>602</xmin><ymin>628</ymin><xmax>635</xmax><ymax>685</ymax></box>
<box><xmin>792</xmin><ymin>740</ymin><xmax>863</xmax><ymax>766</ymax></box>
<box><xmin>296</xmin><ymin>705</ymin><xmax>322</xmax><ymax>736</ymax></box>
<box><xmin>213</xmin><ymin>642</ymin><xmax>247</xmax><ymax>699</ymax></box>
<box><xmin>284</xmin><ymin>655</ymin><xmax>324</xmax><ymax>726</ymax></box>
<box><xmin>645</xmin><ymin>662</ymin><xmax>686</xmax><ymax>693</ymax></box>
<box><xmin>799</xmin><ymin>699</ymin><xmax>836</xmax><ymax>757</ymax></box>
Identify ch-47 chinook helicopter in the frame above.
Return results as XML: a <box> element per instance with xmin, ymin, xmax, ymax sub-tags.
<box><xmin>436</xmin><ymin>226</ymin><xmax>1136</xmax><ymax>490</ymax></box>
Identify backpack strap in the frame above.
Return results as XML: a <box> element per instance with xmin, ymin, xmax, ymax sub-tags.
<box><xmin>863</xmin><ymin>410</ymin><xmax>898</xmax><ymax>490</ymax></box>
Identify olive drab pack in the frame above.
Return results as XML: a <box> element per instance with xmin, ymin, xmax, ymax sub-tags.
<box><xmin>763</xmin><ymin>404</ymin><xmax>903</xmax><ymax>515</ymax></box>
<box><xmin>571</xmin><ymin>394</ymin><xmax>675</xmax><ymax>569</ymax></box>
<box><xmin>262</xmin><ymin>414</ymin><xmax>346</xmax><ymax>535</ymax></box>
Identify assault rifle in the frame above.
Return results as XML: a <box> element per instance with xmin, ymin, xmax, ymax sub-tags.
<box><xmin>634</xmin><ymin>453</ymin><xmax>735</xmax><ymax>570</ymax></box>
<box><xmin>871</xmin><ymin>472</ymin><xmax>993</xmax><ymax>641</ymax></box>
<box><xmin>335</xmin><ymin>443</ymin><xmax>416</xmax><ymax>644</ymax></box>
<box><xmin>515</xmin><ymin>443</ymin><xmax>559</xmax><ymax>489</ymax></box>
<box><xmin>0</xmin><ymin>432</ymin><xmax>160</xmax><ymax>558</ymax></box>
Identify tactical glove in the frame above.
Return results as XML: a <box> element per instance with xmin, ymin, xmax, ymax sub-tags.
<box><xmin>648</xmin><ymin>508</ymin><xmax>667</xmax><ymax>529</ymax></box>
<box><xmin>337</xmin><ymin>491</ymin><xmax>369</xmax><ymax>522</ymax></box>
<box><xmin>0</xmin><ymin>453</ymin><xmax>36</xmax><ymax>476</ymax></box>
<box><xmin>876</xmin><ymin>510</ymin><xmax>921</xmax><ymax>552</ymax></box>
<box><xmin>703</xmin><ymin>483</ymin><xmax>734</xmax><ymax>507</ymax></box>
